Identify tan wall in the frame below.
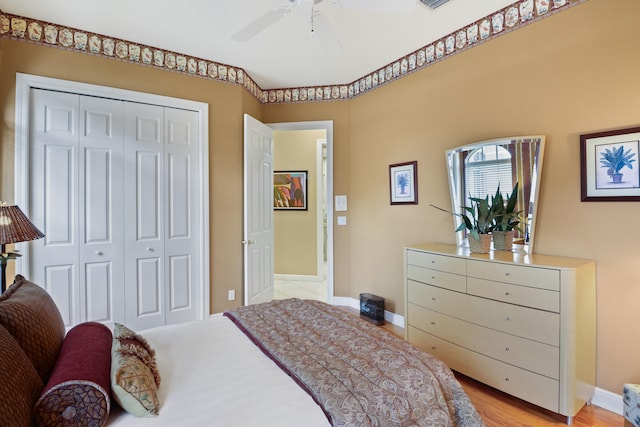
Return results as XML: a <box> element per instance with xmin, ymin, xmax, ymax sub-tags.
<box><xmin>266</xmin><ymin>0</ymin><xmax>640</xmax><ymax>394</ymax></box>
<box><xmin>273</xmin><ymin>130</ymin><xmax>323</xmax><ymax>276</ymax></box>
<box><xmin>0</xmin><ymin>40</ymin><xmax>261</xmax><ymax>315</ymax></box>
<box><xmin>1</xmin><ymin>0</ymin><xmax>639</xmax><ymax>395</ymax></box>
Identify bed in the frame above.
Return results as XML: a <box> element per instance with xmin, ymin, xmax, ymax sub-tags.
<box><xmin>0</xmin><ymin>275</ymin><xmax>485</xmax><ymax>427</ymax></box>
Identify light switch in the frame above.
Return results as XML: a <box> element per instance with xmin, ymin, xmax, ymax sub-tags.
<box><xmin>335</xmin><ymin>195</ymin><xmax>347</xmax><ymax>211</ymax></box>
<box><xmin>337</xmin><ymin>216</ymin><xmax>347</xmax><ymax>225</ymax></box>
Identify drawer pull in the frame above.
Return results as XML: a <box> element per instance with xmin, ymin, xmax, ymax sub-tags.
<box><xmin>505</xmin><ymin>272</ymin><xmax>511</xmax><ymax>276</ymax></box>
<box><xmin>430</xmin><ymin>321</ymin><xmax>436</xmax><ymax>326</ymax></box>
<box><xmin>431</xmin><ymin>346</ymin><xmax>437</xmax><ymax>350</ymax></box>
<box><xmin>432</xmin><ymin>297</ymin><xmax>436</xmax><ymax>301</ymax></box>
<box><xmin>505</xmin><ymin>291</ymin><xmax>510</xmax><ymax>296</ymax></box>
<box><xmin>431</xmin><ymin>276</ymin><xmax>436</xmax><ymax>280</ymax></box>
<box><xmin>505</xmin><ymin>316</ymin><xmax>511</xmax><ymax>321</ymax></box>
<box><xmin>505</xmin><ymin>347</ymin><xmax>511</xmax><ymax>352</ymax></box>
<box><xmin>505</xmin><ymin>377</ymin><xmax>510</xmax><ymax>382</ymax></box>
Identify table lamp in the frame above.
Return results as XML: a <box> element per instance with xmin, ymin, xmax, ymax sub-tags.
<box><xmin>0</xmin><ymin>202</ymin><xmax>44</xmax><ymax>293</ymax></box>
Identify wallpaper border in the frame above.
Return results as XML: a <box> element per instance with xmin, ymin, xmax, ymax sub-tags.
<box><xmin>0</xmin><ymin>0</ymin><xmax>585</xmax><ymax>105</ymax></box>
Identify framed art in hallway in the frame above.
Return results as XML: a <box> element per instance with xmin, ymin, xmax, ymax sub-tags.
<box><xmin>580</xmin><ymin>126</ymin><xmax>640</xmax><ymax>201</ymax></box>
<box><xmin>274</xmin><ymin>170</ymin><xmax>308</xmax><ymax>210</ymax></box>
<box><xmin>389</xmin><ymin>161</ymin><xmax>418</xmax><ymax>205</ymax></box>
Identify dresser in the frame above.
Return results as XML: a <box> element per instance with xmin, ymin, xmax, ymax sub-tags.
<box><xmin>404</xmin><ymin>242</ymin><xmax>596</xmax><ymax>422</ymax></box>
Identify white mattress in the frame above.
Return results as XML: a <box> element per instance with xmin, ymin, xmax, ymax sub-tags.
<box><xmin>107</xmin><ymin>314</ymin><xmax>330</xmax><ymax>426</ymax></box>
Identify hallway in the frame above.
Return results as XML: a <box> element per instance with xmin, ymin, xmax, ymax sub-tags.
<box><xmin>274</xmin><ymin>277</ymin><xmax>327</xmax><ymax>302</ymax></box>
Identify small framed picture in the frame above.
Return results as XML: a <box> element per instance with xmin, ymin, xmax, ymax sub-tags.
<box><xmin>580</xmin><ymin>126</ymin><xmax>640</xmax><ymax>201</ymax></box>
<box><xmin>389</xmin><ymin>161</ymin><xmax>418</xmax><ymax>205</ymax></box>
<box><xmin>274</xmin><ymin>171</ymin><xmax>308</xmax><ymax>210</ymax></box>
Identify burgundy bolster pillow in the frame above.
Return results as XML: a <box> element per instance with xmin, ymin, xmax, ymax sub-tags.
<box><xmin>34</xmin><ymin>322</ymin><xmax>113</xmax><ymax>427</ymax></box>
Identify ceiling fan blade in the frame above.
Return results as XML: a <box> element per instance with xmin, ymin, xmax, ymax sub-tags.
<box><xmin>331</xmin><ymin>0</ymin><xmax>414</xmax><ymax>14</ymax></box>
<box><xmin>231</xmin><ymin>6</ymin><xmax>290</xmax><ymax>42</ymax></box>
<box><xmin>311</xmin><ymin>12</ymin><xmax>343</xmax><ymax>51</ymax></box>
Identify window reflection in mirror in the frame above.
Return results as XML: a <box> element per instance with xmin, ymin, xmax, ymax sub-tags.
<box><xmin>446</xmin><ymin>136</ymin><xmax>545</xmax><ymax>253</ymax></box>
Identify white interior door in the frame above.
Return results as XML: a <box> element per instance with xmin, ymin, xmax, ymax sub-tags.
<box><xmin>243</xmin><ymin>114</ymin><xmax>274</xmax><ymax>305</ymax></box>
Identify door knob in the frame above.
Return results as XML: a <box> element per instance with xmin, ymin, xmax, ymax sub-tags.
<box><xmin>242</xmin><ymin>240</ymin><xmax>256</xmax><ymax>245</ymax></box>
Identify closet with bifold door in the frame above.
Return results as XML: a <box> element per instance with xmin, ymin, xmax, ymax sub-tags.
<box><xmin>28</xmin><ymin>88</ymin><xmax>202</xmax><ymax>331</ymax></box>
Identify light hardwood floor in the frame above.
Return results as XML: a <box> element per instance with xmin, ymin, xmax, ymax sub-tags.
<box><xmin>457</xmin><ymin>373</ymin><xmax>623</xmax><ymax>426</ymax></box>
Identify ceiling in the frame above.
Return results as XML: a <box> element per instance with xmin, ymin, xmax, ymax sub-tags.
<box><xmin>1</xmin><ymin>0</ymin><xmax>519</xmax><ymax>89</ymax></box>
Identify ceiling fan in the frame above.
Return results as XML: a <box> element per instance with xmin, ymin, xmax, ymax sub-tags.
<box><xmin>231</xmin><ymin>0</ymin><xmax>415</xmax><ymax>42</ymax></box>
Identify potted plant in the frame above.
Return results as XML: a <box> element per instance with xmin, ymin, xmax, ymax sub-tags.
<box><xmin>599</xmin><ymin>145</ymin><xmax>636</xmax><ymax>183</ymax></box>
<box><xmin>491</xmin><ymin>182</ymin><xmax>522</xmax><ymax>251</ymax></box>
<box><xmin>460</xmin><ymin>195</ymin><xmax>494</xmax><ymax>253</ymax></box>
<box><xmin>431</xmin><ymin>195</ymin><xmax>494</xmax><ymax>253</ymax></box>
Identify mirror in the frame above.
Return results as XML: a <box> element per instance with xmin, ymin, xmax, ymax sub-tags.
<box><xmin>446</xmin><ymin>135</ymin><xmax>545</xmax><ymax>253</ymax></box>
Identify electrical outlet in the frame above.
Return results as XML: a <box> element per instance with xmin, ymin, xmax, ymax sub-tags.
<box><xmin>228</xmin><ymin>290</ymin><xmax>235</xmax><ymax>301</ymax></box>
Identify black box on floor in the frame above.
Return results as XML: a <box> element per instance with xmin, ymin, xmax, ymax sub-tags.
<box><xmin>359</xmin><ymin>293</ymin><xmax>385</xmax><ymax>325</ymax></box>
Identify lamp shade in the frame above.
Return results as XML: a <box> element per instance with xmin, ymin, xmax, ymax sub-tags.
<box><xmin>0</xmin><ymin>204</ymin><xmax>44</xmax><ymax>246</ymax></box>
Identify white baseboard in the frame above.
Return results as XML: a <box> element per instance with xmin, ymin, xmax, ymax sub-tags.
<box><xmin>275</xmin><ymin>273</ymin><xmax>324</xmax><ymax>282</ymax></box>
<box><xmin>592</xmin><ymin>387</ymin><xmax>623</xmax><ymax>416</ymax></box>
<box><xmin>332</xmin><ymin>296</ymin><xmax>405</xmax><ymax>328</ymax></box>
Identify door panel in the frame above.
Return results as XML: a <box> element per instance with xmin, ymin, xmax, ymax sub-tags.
<box><xmin>30</xmin><ymin>89</ymin><xmax>80</xmax><ymax>327</ymax></box>
<box><xmin>164</xmin><ymin>107</ymin><xmax>199</xmax><ymax>324</ymax></box>
<box><xmin>136</xmin><ymin>151</ymin><xmax>162</xmax><ymax>240</ymax></box>
<box><xmin>167</xmin><ymin>153</ymin><xmax>190</xmax><ymax>239</ymax></box>
<box><xmin>136</xmin><ymin>257</ymin><xmax>162</xmax><ymax>316</ymax></box>
<box><xmin>44</xmin><ymin>145</ymin><xmax>75</xmax><ymax>245</ymax></box>
<box><xmin>84</xmin><ymin>261</ymin><xmax>112</xmax><ymax>322</ymax></box>
<box><xmin>78</xmin><ymin>95</ymin><xmax>124</xmax><ymax>324</ymax></box>
<box><xmin>44</xmin><ymin>265</ymin><xmax>75</xmax><ymax>326</ymax></box>
<box><xmin>124</xmin><ymin>102</ymin><xmax>165</xmax><ymax>330</ymax></box>
<box><xmin>83</xmin><ymin>148</ymin><xmax>111</xmax><ymax>243</ymax></box>
<box><xmin>169</xmin><ymin>254</ymin><xmax>191</xmax><ymax>310</ymax></box>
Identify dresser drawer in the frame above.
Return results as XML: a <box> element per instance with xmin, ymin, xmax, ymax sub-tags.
<box><xmin>467</xmin><ymin>259</ymin><xmax>560</xmax><ymax>291</ymax></box>
<box><xmin>408</xmin><ymin>304</ymin><xmax>559</xmax><ymax>379</ymax></box>
<box><xmin>408</xmin><ymin>328</ymin><xmax>560</xmax><ymax>414</ymax></box>
<box><xmin>408</xmin><ymin>281</ymin><xmax>560</xmax><ymax>346</ymax></box>
<box><xmin>467</xmin><ymin>277</ymin><xmax>560</xmax><ymax>313</ymax></box>
<box><xmin>406</xmin><ymin>250</ymin><xmax>466</xmax><ymax>275</ymax></box>
<box><xmin>407</xmin><ymin>264</ymin><xmax>466</xmax><ymax>292</ymax></box>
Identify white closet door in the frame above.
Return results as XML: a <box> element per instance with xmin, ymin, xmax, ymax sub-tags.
<box><xmin>78</xmin><ymin>96</ymin><xmax>125</xmax><ymax>324</ymax></box>
<box><xmin>30</xmin><ymin>89</ymin><xmax>81</xmax><ymax>326</ymax></box>
<box><xmin>29</xmin><ymin>90</ymin><xmax>125</xmax><ymax>327</ymax></box>
<box><xmin>123</xmin><ymin>102</ymin><xmax>166</xmax><ymax>331</ymax></box>
<box><xmin>164</xmin><ymin>107</ymin><xmax>200</xmax><ymax>325</ymax></box>
<box><xmin>27</xmin><ymin>84</ymin><xmax>203</xmax><ymax>331</ymax></box>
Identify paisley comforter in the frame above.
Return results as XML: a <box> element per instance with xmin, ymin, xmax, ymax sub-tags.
<box><xmin>224</xmin><ymin>298</ymin><xmax>485</xmax><ymax>427</ymax></box>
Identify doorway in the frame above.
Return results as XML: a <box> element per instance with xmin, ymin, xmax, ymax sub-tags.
<box><xmin>269</xmin><ymin>122</ymin><xmax>333</xmax><ymax>304</ymax></box>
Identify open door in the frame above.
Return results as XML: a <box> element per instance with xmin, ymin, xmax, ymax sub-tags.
<box><xmin>243</xmin><ymin>114</ymin><xmax>274</xmax><ymax>305</ymax></box>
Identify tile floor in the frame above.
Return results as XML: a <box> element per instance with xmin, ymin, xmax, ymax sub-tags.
<box><xmin>274</xmin><ymin>277</ymin><xmax>327</xmax><ymax>302</ymax></box>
